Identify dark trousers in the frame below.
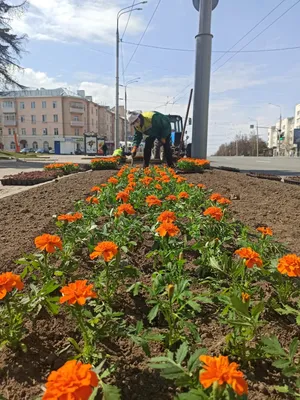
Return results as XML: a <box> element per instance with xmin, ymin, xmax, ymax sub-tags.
<box><xmin>144</xmin><ymin>135</ymin><xmax>174</xmax><ymax>168</ymax></box>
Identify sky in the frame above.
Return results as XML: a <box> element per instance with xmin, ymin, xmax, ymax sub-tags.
<box><xmin>8</xmin><ymin>0</ymin><xmax>300</xmax><ymax>154</ymax></box>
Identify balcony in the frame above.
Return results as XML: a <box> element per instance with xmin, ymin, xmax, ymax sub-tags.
<box><xmin>3</xmin><ymin>119</ymin><xmax>17</xmax><ymax>126</ymax></box>
<box><xmin>70</xmin><ymin>120</ymin><xmax>84</xmax><ymax>127</ymax></box>
<box><xmin>70</xmin><ymin>106</ymin><xmax>84</xmax><ymax>114</ymax></box>
<box><xmin>2</xmin><ymin>104</ymin><xmax>16</xmax><ymax>113</ymax></box>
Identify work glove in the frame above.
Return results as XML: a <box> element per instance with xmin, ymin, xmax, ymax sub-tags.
<box><xmin>131</xmin><ymin>146</ymin><xmax>138</xmax><ymax>157</ymax></box>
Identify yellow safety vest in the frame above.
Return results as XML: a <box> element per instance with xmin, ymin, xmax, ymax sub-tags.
<box><xmin>134</xmin><ymin>111</ymin><xmax>155</xmax><ymax>135</ymax></box>
<box><xmin>113</xmin><ymin>148</ymin><xmax>123</xmax><ymax>157</ymax></box>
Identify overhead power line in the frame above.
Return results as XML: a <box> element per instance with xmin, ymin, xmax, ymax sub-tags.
<box><xmin>212</xmin><ymin>0</ymin><xmax>288</xmax><ymax>66</ymax></box>
<box><xmin>124</xmin><ymin>0</ymin><xmax>162</xmax><ymax>73</ymax></box>
<box><xmin>122</xmin><ymin>40</ymin><xmax>300</xmax><ymax>54</ymax></box>
<box><xmin>163</xmin><ymin>0</ymin><xmax>300</xmax><ymax>107</ymax></box>
<box><xmin>213</xmin><ymin>0</ymin><xmax>300</xmax><ymax>73</ymax></box>
<box><xmin>121</xmin><ymin>0</ymin><xmax>136</xmax><ymax>40</ymax></box>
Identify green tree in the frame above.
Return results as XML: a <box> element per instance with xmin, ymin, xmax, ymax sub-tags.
<box><xmin>0</xmin><ymin>1</ymin><xmax>27</xmax><ymax>89</ymax></box>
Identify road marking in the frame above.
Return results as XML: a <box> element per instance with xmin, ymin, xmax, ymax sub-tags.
<box><xmin>256</xmin><ymin>160</ymin><xmax>271</xmax><ymax>163</ymax></box>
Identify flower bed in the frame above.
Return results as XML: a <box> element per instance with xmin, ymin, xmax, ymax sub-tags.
<box><xmin>44</xmin><ymin>162</ymin><xmax>80</xmax><ymax>175</ymax></box>
<box><xmin>1</xmin><ymin>166</ymin><xmax>300</xmax><ymax>399</ymax></box>
<box><xmin>0</xmin><ymin>170</ymin><xmax>62</xmax><ymax>186</ymax></box>
<box><xmin>177</xmin><ymin>157</ymin><xmax>210</xmax><ymax>173</ymax></box>
<box><xmin>90</xmin><ymin>157</ymin><xmax>119</xmax><ymax>170</ymax></box>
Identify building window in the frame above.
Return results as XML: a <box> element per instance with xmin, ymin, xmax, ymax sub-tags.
<box><xmin>92</xmin><ymin>108</ymin><xmax>94</xmax><ymax>114</ymax></box>
<box><xmin>8</xmin><ymin>128</ymin><xmax>12</xmax><ymax>135</ymax></box>
<box><xmin>3</xmin><ymin>101</ymin><xmax>13</xmax><ymax>108</ymax></box>
<box><xmin>32</xmin><ymin>128</ymin><xmax>36</xmax><ymax>135</ymax></box>
<box><xmin>32</xmin><ymin>141</ymin><xmax>38</xmax><ymax>150</ymax></box>
<box><xmin>42</xmin><ymin>115</ymin><xmax>47</xmax><ymax>123</ymax></box>
<box><xmin>31</xmin><ymin>115</ymin><xmax>36</xmax><ymax>124</ymax></box>
<box><xmin>75</xmin><ymin>128</ymin><xmax>80</xmax><ymax>136</ymax></box>
<box><xmin>42</xmin><ymin>101</ymin><xmax>47</xmax><ymax>109</ymax></box>
<box><xmin>31</xmin><ymin>102</ymin><xmax>35</xmax><ymax>109</ymax></box>
<box><xmin>4</xmin><ymin>114</ymin><xmax>15</xmax><ymax>122</ymax></box>
<box><xmin>10</xmin><ymin>141</ymin><xmax>15</xmax><ymax>150</ymax></box>
<box><xmin>20</xmin><ymin>102</ymin><xmax>25</xmax><ymax>109</ymax></box>
<box><xmin>20</xmin><ymin>115</ymin><xmax>25</xmax><ymax>123</ymax></box>
<box><xmin>43</xmin><ymin>128</ymin><xmax>48</xmax><ymax>136</ymax></box>
<box><xmin>53</xmin><ymin>101</ymin><xmax>57</xmax><ymax>109</ymax></box>
<box><xmin>96</xmin><ymin>109</ymin><xmax>98</xmax><ymax>116</ymax></box>
<box><xmin>54</xmin><ymin>128</ymin><xmax>59</xmax><ymax>136</ymax></box>
<box><xmin>43</xmin><ymin>141</ymin><xmax>49</xmax><ymax>151</ymax></box>
<box><xmin>21</xmin><ymin>128</ymin><xmax>26</xmax><ymax>135</ymax></box>
<box><xmin>92</xmin><ymin>119</ymin><xmax>94</xmax><ymax>126</ymax></box>
<box><xmin>53</xmin><ymin>114</ymin><xmax>58</xmax><ymax>122</ymax></box>
<box><xmin>74</xmin><ymin>116</ymin><xmax>79</xmax><ymax>121</ymax></box>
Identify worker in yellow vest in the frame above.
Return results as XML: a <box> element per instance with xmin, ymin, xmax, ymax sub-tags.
<box><xmin>128</xmin><ymin>111</ymin><xmax>174</xmax><ymax>168</ymax></box>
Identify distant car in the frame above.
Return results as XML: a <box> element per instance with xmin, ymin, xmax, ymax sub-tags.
<box><xmin>35</xmin><ymin>149</ymin><xmax>51</xmax><ymax>154</ymax></box>
<box><xmin>75</xmin><ymin>149</ymin><xmax>83</xmax><ymax>155</ymax></box>
<box><xmin>20</xmin><ymin>148</ymin><xmax>34</xmax><ymax>153</ymax></box>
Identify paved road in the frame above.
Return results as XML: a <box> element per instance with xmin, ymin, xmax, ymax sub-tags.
<box><xmin>209</xmin><ymin>156</ymin><xmax>300</xmax><ymax>175</ymax></box>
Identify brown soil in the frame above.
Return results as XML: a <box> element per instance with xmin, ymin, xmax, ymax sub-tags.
<box><xmin>0</xmin><ymin>169</ymin><xmax>299</xmax><ymax>400</ymax></box>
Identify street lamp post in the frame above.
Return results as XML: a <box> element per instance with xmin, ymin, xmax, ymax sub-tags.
<box><xmin>121</xmin><ymin>78</ymin><xmax>140</xmax><ymax>150</ymax></box>
<box><xmin>191</xmin><ymin>0</ymin><xmax>219</xmax><ymax>159</ymax></box>
<box><xmin>115</xmin><ymin>3</ymin><xmax>146</xmax><ymax>151</ymax></box>
<box><xmin>269</xmin><ymin>103</ymin><xmax>282</xmax><ymax>156</ymax></box>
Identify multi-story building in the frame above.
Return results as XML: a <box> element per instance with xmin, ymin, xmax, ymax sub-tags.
<box><xmin>268</xmin><ymin>113</ymin><xmax>297</xmax><ymax>156</ymax></box>
<box><xmin>267</xmin><ymin>126</ymin><xmax>277</xmax><ymax>150</ymax></box>
<box><xmin>0</xmin><ymin>88</ymin><xmax>125</xmax><ymax>154</ymax></box>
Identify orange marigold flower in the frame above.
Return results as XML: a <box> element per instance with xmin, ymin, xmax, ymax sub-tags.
<box><xmin>0</xmin><ymin>272</ymin><xmax>24</xmax><ymax>300</ymax></box>
<box><xmin>101</xmin><ymin>183</ymin><xmax>107</xmax><ymax>187</ymax></box>
<box><xmin>189</xmin><ymin>183</ymin><xmax>195</xmax><ymax>188</ymax></box>
<box><xmin>91</xmin><ymin>186</ymin><xmax>101</xmax><ymax>192</ymax></box>
<box><xmin>155</xmin><ymin>184</ymin><xmax>162</xmax><ymax>190</ymax></box>
<box><xmin>166</xmin><ymin>194</ymin><xmax>177</xmax><ymax>201</ymax></box>
<box><xmin>203</xmin><ymin>207</ymin><xmax>223</xmax><ymax>222</ymax></box>
<box><xmin>277</xmin><ymin>254</ymin><xmax>300</xmax><ymax>277</ymax></box>
<box><xmin>115</xmin><ymin>203</ymin><xmax>136</xmax><ymax>217</ymax></box>
<box><xmin>178</xmin><ymin>192</ymin><xmax>189</xmax><ymax>199</ymax></box>
<box><xmin>217</xmin><ymin>197</ymin><xmax>231</xmax><ymax>205</ymax></box>
<box><xmin>86</xmin><ymin>196</ymin><xmax>99</xmax><ymax>204</ymax></box>
<box><xmin>140</xmin><ymin>176</ymin><xmax>153</xmax><ymax>186</ymax></box>
<box><xmin>155</xmin><ymin>177</ymin><xmax>163</xmax><ymax>182</ymax></box>
<box><xmin>144</xmin><ymin>167</ymin><xmax>152</xmax><ymax>175</ymax></box>
<box><xmin>199</xmin><ymin>355</ymin><xmax>248</xmax><ymax>396</ymax></box>
<box><xmin>235</xmin><ymin>247</ymin><xmax>263</xmax><ymax>268</ymax></box>
<box><xmin>60</xmin><ymin>280</ymin><xmax>97</xmax><ymax>306</ymax></box>
<box><xmin>116</xmin><ymin>191</ymin><xmax>130</xmax><ymax>203</ymax></box>
<box><xmin>242</xmin><ymin>292</ymin><xmax>250</xmax><ymax>303</ymax></box>
<box><xmin>90</xmin><ymin>241</ymin><xmax>118</xmax><ymax>262</ymax></box>
<box><xmin>176</xmin><ymin>177</ymin><xmax>186</xmax><ymax>183</ymax></box>
<box><xmin>157</xmin><ymin>211</ymin><xmax>176</xmax><ymax>223</ymax></box>
<box><xmin>162</xmin><ymin>176</ymin><xmax>171</xmax><ymax>183</ymax></box>
<box><xmin>146</xmin><ymin>195</ymin><xmax>162</xmax><ymax>207</ymax></box>
<box><xmin>108</xmin><ymin>177</ymin><xmax>118</xmax><ymax>185</ymax></box>
<box><xmin>210</xmin><ymin>193</ymin><xmax>223</xmax><ymax>201</ymax></box>
<box><xmin>57</xmin><ymin>212</ymin><xmax>83</xmax><ymax>223</ymax></box>
<box><xmin>42</xmin><ymin>360</ymin><xmax>98</xmax><ymax>400</ymax></box>
<box><xmin>257</xmin><ymin>227</ymin><xmax>273</xmax><ymax>236</ymax></box>
<box><xmin>35</xmin><ymin>234</ymin><xmax>62</xmax><ymax>253</ymax></box>
<box><xmin>156</xmin><ymin>222</ymin><xmax>180</xmax><ymax>237</ymax></box>
<box><xmin>197</xmin><ymin>184</ymin><xmax>206</xmax><ymax>189</ymax></box>
<box><xmin>127</xmin><ymin>173</ymin><xmax>135</xmax><ymax>181</ymax></box>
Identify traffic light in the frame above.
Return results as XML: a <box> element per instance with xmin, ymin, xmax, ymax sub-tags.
<box><xmin>279</xmin><ymin>133</ymin><xmax>284</xmax><ymax>141</ymax></box>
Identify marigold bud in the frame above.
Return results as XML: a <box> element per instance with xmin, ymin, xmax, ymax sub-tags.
<box><xmin>167</xmin><ymin>284</ymin><xmax>175</xmax><ymax>299</ymax></box>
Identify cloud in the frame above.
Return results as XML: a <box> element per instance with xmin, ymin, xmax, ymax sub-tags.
<box><xmin>11</xmin><ymin>0</ymin><xmax>145</xmax><ymax>44</ymax></box>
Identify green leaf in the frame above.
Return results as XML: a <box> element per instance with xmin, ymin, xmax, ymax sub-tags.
<box><xmin>102</xmin><ymin>383</ymin><xmax>121</xmax><ymax>400</ymax></box>
<box><xmin>187</xmin><ymin>348</ymin><xmax>207</xmax><ymax>373</ymax></box>
<box><xmin>272</xmin><ymin>359</ymin><xmax>291</xmax><ymax>369</ymax></box>
<box><xmin>274</xmin><ymin>385</ymin><xmax>290</xmax><ymax>394</ymax></box>
<box><xmin>176</xmin><ymin>389</ymin><xmax>209</xmax><ymax>400</ymax></box>
<box><xmin>230</xmin><ymin>295</ymin><xmax>249</xmax><ymax>317</ymax></box>
<box><xmin>176</xmin><ymin>342</ymin><xmax>189</xmax><ymax>364</ymax></box>
<box><xmin>296</xmin><ymin>315</ymin><xmax>300</xmax><ymax>326</ymax></box>
<box><xmin>261</xmin><ymin>336</ymin><xmax>287</xmax><ymax>357</ymax></box>
<box><xmin>187</xmin><ymin>300</ymin><xmax>201</xmax><ymax>312</ymax></box>
<box><xmin>148</xmin><ymin>304</ymin><xmax>159</xmax><ymax>323</ymax></box>
<box><xmin>67</xmin><ymin>337</ymin><xmax>81</xmax><ymax>354</ymax></box>
<box><xmin>251</xmin><ymin>301</ymin><xmax>264</xmax><ymax>318</ymax></box>
<box><xmin>121</xmin><ymin>246</ymin><xmax>128</xmax><ymax>253</ymax></box>
<box><xmin>45</xmin><ymin>297</ymin><xmax>60</xmax><ymax>315</ymax></box>
<box><xmin>282</xmin><ymin>365</ymin><xmax>297</xmax><ymax>377</ymax></box>
<box><xmin>89</xmin><ymin>387</ymin><xmax>100</xmax><ymax>400</ymax></box>
<box><xmin>289</xmin><ymin>337</ymin><xmax>298</xmax><ymax>361</ymax></box>
<box><xmin>150</xmin><ymin>356</ymin><xmax>172</xmax><ymax>364</ymax></box>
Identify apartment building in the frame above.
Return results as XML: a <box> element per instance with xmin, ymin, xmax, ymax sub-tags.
<box><xmin>0</xmin><ymin>88</ymin><xmax>124</xmax><ymax>154</ymax></box>
<box><xmin>267</xmin><ymin>126</ymin><xmax>277</xmax><ymax>149</ymax></box>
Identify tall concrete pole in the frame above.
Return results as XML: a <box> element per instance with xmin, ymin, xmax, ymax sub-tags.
<box><xmin>192</xmin><ymin>0</ymin><xmax>218</xmax><ymax>159</ymax></box>
<box><xmin>115</xmin><ymin>17</ymin><xmax>120</xmax><ymax>150</ymax></box>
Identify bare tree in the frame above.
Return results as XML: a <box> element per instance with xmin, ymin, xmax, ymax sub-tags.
<box><xmin>214</xmin><ymin>133</ymin><xmax>268</xmax><ymax>156</ymax></box>
<box><xmin>0</xmin><ymin>1</ymin><xmax>27</xmax><ymax>90</ymax></box>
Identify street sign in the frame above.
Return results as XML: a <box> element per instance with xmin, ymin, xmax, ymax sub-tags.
<box><xmin>193</xmin><ymin>0</ymin><xmax>219</xmax><ymax>11</ymax></box>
